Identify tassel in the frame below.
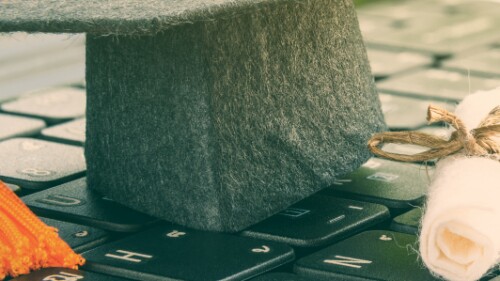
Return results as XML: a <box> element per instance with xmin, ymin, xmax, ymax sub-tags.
<box><xmin>0</xmin><ymin>181</ymin><xmax>85</xmax><ymax>280</ymax></box>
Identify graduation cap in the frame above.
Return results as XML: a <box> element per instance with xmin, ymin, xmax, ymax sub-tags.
<box><xmin>1</xmin><ymin>0</ymin><xmax>386</xmax><ymax>232</ymax></box>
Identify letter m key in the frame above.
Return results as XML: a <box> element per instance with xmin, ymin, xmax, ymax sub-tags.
<box><xmin>324</xmin><ymin>255</ymin><xmax>372</xmax><ymax>269</ymax></box>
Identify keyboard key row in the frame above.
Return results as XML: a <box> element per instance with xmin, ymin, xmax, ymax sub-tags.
<box><xmin>322</xmin><ymin>158</ymin><xmax>431</xmax><ymax>209</ymax></box>
<box><xmin>9</xmin><ymin>230</ymin><xmax>439</xmax><ymax>281</ymax></box>
<box><xmin>295</xmin><ymin>230</ymin><xmax>440</xmax><ymax>281</ymax></box>
<box><xmin>83</xmin><ymin>224</ymin><xmax>295</xmax><ymax>281</ymax></box>
<box><xmin>242</xmin><ymin>195</ymin><xmax>389</xmax><ymax>248</ymax></box>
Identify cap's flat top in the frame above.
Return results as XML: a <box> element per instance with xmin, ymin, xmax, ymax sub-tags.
<box><xmin>0</xmin><ymin>0</ymin><xmax>288</xmax><ymax>35</ymax></box>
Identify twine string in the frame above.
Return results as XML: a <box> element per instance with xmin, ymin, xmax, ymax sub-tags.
<box><xmin>368</xmin><ymin>105</ymin><xmax>500</xmax><ymax>162</ymax></box>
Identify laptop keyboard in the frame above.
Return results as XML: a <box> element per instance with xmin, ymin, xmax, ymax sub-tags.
<box><xmin>2</xmin><ymin>0</ymin><xmax>500</xmax><ymax>280</ymax></box>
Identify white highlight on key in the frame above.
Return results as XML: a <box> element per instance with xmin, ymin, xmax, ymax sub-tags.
<box><xmin>105</xmin><ymin>250</ymin><xmax>153</xmax><ymax>263</ymax></box>
<box><xmin>43</xmin><ymin>271</ymin><xmax>83</xmax><ymax>281</ymax></box>
<box><xmin>324</xmin><ymin>255</ymin><xmax>373</xmax><ymax>269</ymax></box>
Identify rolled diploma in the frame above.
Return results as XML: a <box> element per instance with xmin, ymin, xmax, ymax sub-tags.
<box><xmin>420</xmin><ymin>88</ymin><xmax>500</xmax><ymax>281</ymax></box>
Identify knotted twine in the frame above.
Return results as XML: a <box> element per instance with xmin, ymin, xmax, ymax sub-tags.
<box><xmin>368</xmin><ymin>105</ymin><xmax>500</xmax><ymax>162</ymax></box>
<box><xmin>368</xmin><ymin>100</ymin><xmax>500</xmax><ymax>281</ymax></box>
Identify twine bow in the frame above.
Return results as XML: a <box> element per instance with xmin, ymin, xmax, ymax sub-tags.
<box><xmin>368</xmin><ymin>105</ymin><xmax>500</xmax><ymax>162</ymax></box>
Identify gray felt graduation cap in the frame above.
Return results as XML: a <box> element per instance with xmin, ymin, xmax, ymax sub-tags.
<box><xmin>2</xmin><ymin>0</ymin><xmax>386</xmax><ymax>232</ymax></box>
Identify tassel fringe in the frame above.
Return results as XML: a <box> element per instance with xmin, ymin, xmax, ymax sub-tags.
<box><xmin>0</xmin><ymin>181</ymin><xmax>85</xmax><ymax>280</ymax></box>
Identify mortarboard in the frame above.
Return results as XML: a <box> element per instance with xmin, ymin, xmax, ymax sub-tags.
<box><xmin>1</xmin><ymin>0</ymin><xmax>386</xmax><ymax>232</ymax></box>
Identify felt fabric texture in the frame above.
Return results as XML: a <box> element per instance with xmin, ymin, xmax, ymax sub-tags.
<box><xmin>420</xmin><ymin>88</ymin><xmax>500</xmax><ymax>281</ymax></box>
<box><xmin>83</xmin><ymin>0</ymin><xmax>385</xmax><ymax>232</ymax></box>
<box><xmin>1</xmin><ymin>0</ymin><xmax>386</xmax><ymax>231</ymax></box>
<box><xmin>2</xmin><ymin>0</ymin><xmax>313</xmax><ymax>35</ymax></box>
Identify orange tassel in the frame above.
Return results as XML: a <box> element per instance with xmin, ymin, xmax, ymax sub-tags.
<box><xmin>0</xmin><ymin>181</ymin><xmax>85</xmax><ymax>280</ymax></box>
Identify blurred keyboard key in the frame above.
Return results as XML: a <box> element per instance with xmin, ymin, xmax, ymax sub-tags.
<box><xmin>23</xmin><ymin>178</ymin><xmax>158</xmax><ymax>232</ymax></box>
<box><xmin>322</xmin><ymin>158</ymin><xmax>431</xmax><ymax>209</ymax></box>
<box><xmin>0</xmin><ymin>44</ymin><xmax>84</xmax><ymax>87</ymax></box>
<box><xmin>41</xmin><ymin>118</ymin><xmax>86</xmax><ymax>145</ymax></box>
<box><xmin>242</xmin><ymin>195</ymin><xmax>389</xmax><ymax>248</ymax></box>
<box><xmin>382</xmin><ymin>126</ymin><xmax>453</xmax><ymax>163</ymax></box>
<box><xmin>0</xmin><ymin>63</ymin><xmax>85</xmax><ymax>102</ymax></box>
<box><xmin>1</xmin><ymin>87</ymin><xmax>86</xmax><ymax>123</ymax></box>
<box><xmin>41</xmin><ymin>217</ymin><xmax>110</xmax><ymax>253</ymax></box>
<box><xmin>0</xmin><ymin>33</ymin><xmax>85</xmax><ymax>102</ymax></box>
<box><xmin>0</xmin><ymin>113</ymin><xmax>45</xmax><ymax>140</ymax></box>
<box><xmin>443</xmin><ymin>46</ymin><xmax>500</xmax><ymax>78</ymax></box>
<box><xmin>0</xmin><ymin>33</ymin><xmax>84</xmax><ymax>65</ymax></box>
<box><xmin>357</xmin><ymin>0</ymin><xmax>496</xmax><ymax>19</ymax></box>
<box><xmin>368</xmin><ymin>49</ymin><xmax>432</xmax><ymax>80</ymax></box>
<box><xmin>10</xmin><ymin>267</ymin><xmax>130</xmax><ymax>281</ymax></box>
<box><xmin>0</xmin><ymin>138</ymin><xmax>86</xmax><ymax>189</ymax></box>
<box><xmin>377</xmin><ymin>68</ymin><xmax>500</xmax><ymax>102</ymax></box>
<box><xmin>83</xmin><ymin>224</ymin><xmax>295</xmax><ymax>281</ymax></box>
<box><xmin>363</xmin><ymin>13</ymin><xmax>500</xmax><ymax>58</ymax></box>
<box><xmin>418</xmin><ymin>126</ymin><xmax>452</xmax><ymax>137</ymax></box>
<box><xmin>294</xmin><ymin>230</ymin><xmax>439</xmax><ymax>281</ymax></box>
<box><xmin>449</xmin><ymin>1</ymin><xmax>500</xmax><ymax>17</ymax></box>
<box><xmin>391</xmin><ymin>208</ymin><xmax>422</xmax><ymax>235</ymax></box>
<box><xmin>379</xmin><ymin>94</ymin><xmax>455</xmax><ymax>130</ymax></box>
<box><xmin>357</xmin><ymin>14</ymin><xmax>402</xmax><ymax>43</ymax></box>
<box><xmin>380</xmin><ymin>143</ymin><xmax>432</xmax><ymax>164</ymax></box>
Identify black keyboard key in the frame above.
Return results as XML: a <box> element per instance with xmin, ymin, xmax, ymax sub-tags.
<box><xmin>294</xmin><ymin>230</ymin><xmax>439</xmax><ymax>281</ymax></box>
<box><xmin>1</xmin><ymin>87</ymin><xmax>85</xmax><ymax>124</ymax></box>
<box><xmin>9</xmin><ymin>267</ymin><xmax>130</xmax><ymax>281</ymax></box>
<box><xmin>390</xmin><ymin>208</ymin><xmax>422</xmax><ymax>235</ymax></box>
<box><xmin>367</xmin><ymin>49</ymin><xmax>432</xmax><ymax>80</ymax></box>
<box><xmin>322</xmin><ymin>158</ymin><xmax>431</xmax><ymax>209</ymax></box>
<box><xmin>22</xmin><ymin>178</ymin><xmax>158</xmax><ymax>232</ymax></box>
<box><xmin>83</xmin><ymin>224</ymin><xmax>294</xmax><ymax>281</ymax></box>
<box><xmin>376</xmin><ymin>68</ymin><xmax>500</xmax><ymax>102</ymax></box>
<box><xmin>41</xmin><ymin>118</ymin><xmax>86</xmax><ymax>145</ymax></box>
<box><xmin>251</xmin><ymin>272</ymin><xmax>314</xmax><ymax>281</ymax></box>
<box><xmin>242</xmin><ymin>195</ymin><xmax>389</xmax><ymax>248</ymax></box>
<box><xmin>0</xmin><ymin>113</ymin><xmax>45</xmax><ymax>141</ymax></box>
<box><xmin>443</xmin><ymin>46</ymin><xmax>500</xmax><ymax>78</ymax></box>
<box><xmin>41</xmin><ymin>217</ymin><xmax>110</xmax><ymax>253</ymax></box>
<box><xmin>0</xmin><ymin>138</ymin><xmax>86</xmax><ymax>189</ymax></box>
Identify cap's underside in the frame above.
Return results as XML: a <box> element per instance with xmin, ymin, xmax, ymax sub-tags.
<box><xmin>0</xmin><ymin>0</ymin><xmax>292</xmax><ymax>35</ymax></box>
